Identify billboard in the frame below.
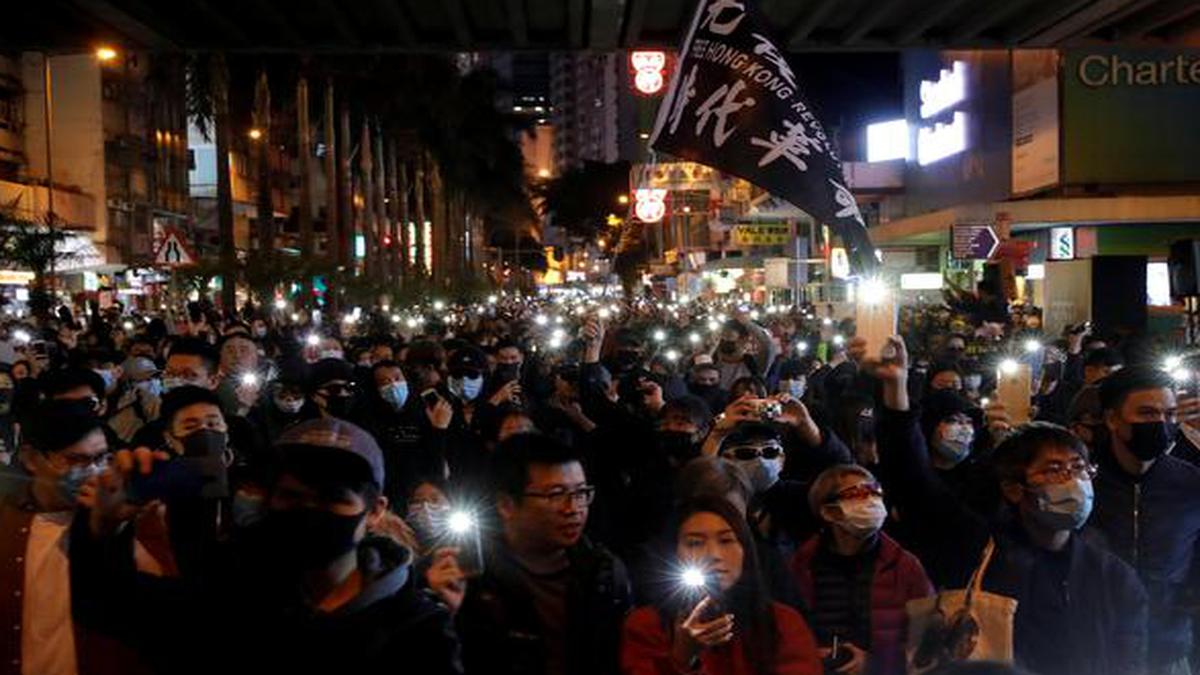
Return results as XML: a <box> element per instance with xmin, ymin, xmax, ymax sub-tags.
<box><xmin>1012</xmin><ymin>50</ymin><xmax>1060</xmax><ymax>195</ymax></box>
<box><xmin>1063</xmin><ymin>48</ymin><xmax>1200</xmax><ymax>184</ymax></box>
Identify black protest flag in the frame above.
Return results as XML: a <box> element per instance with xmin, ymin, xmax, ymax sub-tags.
<box><xmin>649</xmin><ymin>0</ymin><xmax>877</xmax><ymax>273</ymax></box>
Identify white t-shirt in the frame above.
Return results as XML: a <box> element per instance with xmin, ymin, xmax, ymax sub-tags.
<box><xmin>22</xmin><ymin>511</ymin><xmax>78</xmax><ymax>675</ymax></box>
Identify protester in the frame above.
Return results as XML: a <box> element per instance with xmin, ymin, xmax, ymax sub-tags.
<box><xmin>620</xmin><ymin>495</ymin><xmax>821</xmax><ymax>675</ymax></box>
<box><xmin>457</xmin><ymin>432</ymin><xmax>632</xmax><ymax>675</ymax></box>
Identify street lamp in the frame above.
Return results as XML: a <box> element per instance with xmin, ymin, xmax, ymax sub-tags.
<box><xmin>248</xmin><ymin>128</ymin><xmax>263</xmax><ymax>140</ymax></box>
<box><xmin>95</xmin><ymin>46</ymin><xmax>118</xmax><ymax>62</ymax></box>
<box><xmin>617</xmin><ymin>194</ymin><xmax>629</xmax><ymax>205</ymax></box>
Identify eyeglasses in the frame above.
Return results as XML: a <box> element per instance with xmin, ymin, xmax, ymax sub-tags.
<box><xmin>1028</xmin><ymin>462</ymin><xmax>1097</xmax><ymax>484</ymax></box>
<box><xmin>523</xmin><ymin>485</ymin><xmax>596</xmax><ymax>507</ymax></box>
<box><xmin>722</xmin><ymin>443</ymin><xmax>784</xmax><ymax>461</ymax></box>
<box><xmin>450</xmin><ymin>368</ymin><xmax>482</xmax><ymax>380</ymax></box>
<box><xmin>56</xmin><ymin>451</ymin><xmax>110</xmax><ymax>470</ymax></box>
<box><xmin>826</xmin><ymin>482</ymin><xmax>884</xmax><ymax>504</ymax></box>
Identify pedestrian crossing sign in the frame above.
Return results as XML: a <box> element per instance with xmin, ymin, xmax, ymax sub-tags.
<box><xmin>154</xmin><ymin>227</ymin><xmax>197</xmax><ymax>267</ymax></box>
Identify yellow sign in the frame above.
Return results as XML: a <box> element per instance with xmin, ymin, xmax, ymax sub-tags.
<box><xmin>732</xmin><ymin>223</ymin><xmax>790</xmax><ymax>247</ymax></box>
<box><xmin>0</xmin><ymin>270</ymin><xmax>34</xmax><ymax>285</ymax></box>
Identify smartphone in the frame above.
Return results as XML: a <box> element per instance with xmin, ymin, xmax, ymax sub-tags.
<box><xmin>421</xmin><ymin>389</ymin><xmax>441</xmax><ymax>408</ymax></box>
<box><xmin>127</xmin><ymin>458</ymin><xmax>224</xmax><ymax>503</ymax></box>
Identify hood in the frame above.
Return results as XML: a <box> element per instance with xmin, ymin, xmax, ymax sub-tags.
<box><xmin>333</xmin><ymin>535</ymin><xmax>413</xmax><ymax>616</ymax></box>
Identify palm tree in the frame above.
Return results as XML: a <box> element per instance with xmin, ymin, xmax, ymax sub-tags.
<box><xmin>0</xmin><ymin>198</ymin><xmax>76</xmax><ymax>320</ymax></box>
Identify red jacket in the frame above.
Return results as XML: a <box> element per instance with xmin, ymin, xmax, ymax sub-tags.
<box><xmin>790</xmin><ymin>533</ymin><xmax>933</xmax><ymax>675</ymax></box>
<box><xmin>621</xmin><ymin>601</ymin><xmax>821</xmax><ymax>675</ymax></box>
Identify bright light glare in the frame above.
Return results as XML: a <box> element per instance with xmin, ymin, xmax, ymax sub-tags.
<box><xmin>860</xmin><ymin>278</ymin><xmax>888</xmax><ymax>305</ymax></box>
<box><xmin>122</xmin><ymin>321</ymin><xmax>134</xmax><ymax>331</ymax></box>
<box><xmin>1164</xmin><ymin>355</ymin><xmax>1183</xmax><ymax>372</ymax></box>
<box><xmin>12</xmin><ymin>329</ymin><xmax>30</xmax><ymax>344</ymax></box>
<box><xmin>406</xmin><ymin>318</ymin><xmax>419</xmax><ymax>329</ymax></box>
<box><xmin>1000</xmin><ymin>358</ymin><xmax>1020</xmax><ymax>375</ymax></box>
<box><xmin>797</xmin><ymin>342</ymin><xmax>809</xmax><ymax>353</ymax></box>
<box><xmin>447</xmin><ymin>511</ymin><xmax>474</xmax><ymax>535</ymax></box>
<box><xmin>487</xmin><ymin>295</ymin><xmax>498</xmax><ymax>304</ymax></box>
<box><xmin>867</xmin><ymin>118</ymin><xmax>909</xmax><ymax>162</ymax></box>
<box><xmin>95</xmin><ymin>46</ymin><xmax>118</xmax><ymax>62</ymax></box>
<box><xmin>1170</xmin><ymin>368</ymin><xmax>1191</xmax><ymax>383</ymax></box>
<box><xmin>535</xmin><ymin>314</ymin><xmax>548</xmax><ymax>326</ymax></box>
<box><xmin>832</xmin><ymin>335</ymin><xmax>845</xmax><ymax>346</ymax></box>
<box><xmin>822</xmin><ymin>317</ymin><xmax>833</xmax><ymax>326</ymax></box>
<box><xmin>598</xmin><ymin>308</ymin><xmax>611</xmax><ymax>319</ymax></box>
<box><xmin>274</xmin><ymin>298</ymin><xmax>287</xmax><ymax>310</ymax></box>
<box><xmin>240</xmin><ymin>372</ymin><xmax>259</xmax><ymax>387</ymax></box>
<box><xmin>433</xmin><ymin>300</ymin><xmax>446</xmax><ymax>311</ymax></box>
<box><xmin>665</xmin><ymin>349</ymin><xmax>680</xmax><ymax>362</ymax></box>
<box><xmin>689</xmin><ymin>332</ymin><xmax>701</xmax><ymax>344</ymax></box>
<box><xmin>305</xmin><ymin>333</ymin><xmax>320</xmax><ymax>347</ymax></box>
<box><xmin>653</xmin><ymin>329</ymin><xmax>667</xmax><ymax>342</ymax></box>
<box><xmin>1023</xmin><ymin>339</ymin><xmax>1041</xmax><ymax>354</ymax></box>
<box><xmin>681</xmin><ymin>567</ymin><xmax>706</xmax><ymax>588</ymax></box>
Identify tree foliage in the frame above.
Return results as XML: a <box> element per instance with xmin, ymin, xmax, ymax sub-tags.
<box><xmin>536</xmin><ymin>161</ymin><xmax>631</xmax><ymax>243</ymax></box>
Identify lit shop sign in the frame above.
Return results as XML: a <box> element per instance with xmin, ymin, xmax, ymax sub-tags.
<box><xmin>917</xmin><ymin>111</ymin><xmax>967</xmax><ymax>166</ymax></box>
<box><xmin>829</xmin><ymin>247</ymin><xmax>851</xmax><ymax>279</ymax></box>
<box><xmin>634</xmin><ymin>188</ymin><xmax>667</xmax><ymax>222</ymax></box>
<box><xmin>919</xmin><ymin>61</ymin><xmax>967</xmax><ymax>118</ymax></box>
<box><xmin>630</xmin><ymin>51</ymin><xmax>667</xmax><ymax>95</ymax></box>
<box><xmin>916</xmin><ymin>61</ymin><xmax>969</xmax><ymax>166</ymax></box>
<box><xmin>1077</xmin><ymin>53</ymin><xmax>1200</xmax><ymax>88</ymax></box>
<box><xmin>1048</xmin><ymin>227</ymin><xmax>1074</xmax><ymax>260</ymax></box>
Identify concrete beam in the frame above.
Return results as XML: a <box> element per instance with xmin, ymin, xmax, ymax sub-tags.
<box><xmin>1024</xmin><ymin>0</ymin><xmax>1156</xmax><ymax>44</ymax></box>
<box><xmin>842</xmin><ymin>0</ymin><xmax>907</xmax><ymax>44</ymax></box>
<box><xmin>895</xmin><ymin>0</ymin><xmax>971</xmax><ymax>44</ymax></box>
<box><xmin>589</xmin><ymin>0</ymin><xmax>626</xmax><ymax>51</ymax></box>
<box><xmin>446</xmin><ymin>0</ymin><xmax>472</xmax><ymax>48</ymax></box>
<box><xmin>71</xmin><ymin>0</ymin><xmax>179</xmax><ymax>50</ymax></box>
<box><xmin>787</xmin><ymin>0</ymin><xmax>839</xmax><ymax>47</ymax></box>
<box><xmin>506</xmin><ymin>0</ymin><xmax>529</xmax><ymax>47</ymax></box>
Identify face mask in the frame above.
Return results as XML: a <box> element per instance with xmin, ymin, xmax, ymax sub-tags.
<box><xmin>59</xmin><ymin>463</ymin><xmax>104</xmax><ymax>505</ymax></box>
<box><xmin>406</xmin><ymin>501</ymin><xmax>449</xmax><ymax>543</ymax></box>
<box><xmin>1127</xmin><ymin>420</ymin><xmax>1176</xmax><ymax>461</ymax></box>
<box><xmin>1026</xmin><ymin>478</ymin><xmax>1094</xmax><ymax>531</ymax></box>
<box><xmin>274</xmin><ymin>394</ymin><xmax>304</xmax><ymax>415</ymax></box>
<box><xmin>172</xmin><ymin>428</ymin><xmax>229</xmax><ymax>498</ymax></box>
<box><xmin>136</xmin><ymin>379</ymin><xmax>163</xmax><ymax>398</ymax></box>
<box><xmin>379</xmin><ymin>381</ymin><xmax>409</xmax><ymax>410</ymax></box>
<box><xmin>162</xmin><ymin>376</ymin><xmax>195</xmax><ymax>393</ymax></box>
<box><xmin>264</xmin><ymin>508</ymin><xmax>364</xmax><ymax>567</ymax></box>
<box><xmin>834</xmin><ymin>496</ymin><xmax>887</xmax><ymax>538</ymax></box>
<box><xmin>737</xmin><ymin>457</ymin><xmax>783</xmax><ymax>494</ymax></box>
<box><xmin>175</xmin><ymin>428</ymin><xmax>227</xmax><ymax>458</ymax></box>
<box><xmin>448</xmin><ymin>376</ymin><xmax>483</xmax><ymax>401</ymax></box>
<box><xmin>94</xmin><ymin>369</ymin><xmax>115</xmax><ymax>392</ymax></box>
<box><xmin>933</xmin><ymin>423</ymin><xmax>974</xmax><ymax>465</ymax></box>
<box><xmin>718</xmin><ymin>341</ymin><xmax>739</xmax><ymax>355</ymax></box>
<box><xmin>231</xmin><ymin>491</ymin><xmax>266</xmax><ymax>528</ymax></box>
<box><xmin>656</xmin><ymin>430</ymin><xmax>698</xmax><ymax>465</ymax></box>
<box><xmin>319</xmin><ymin>350</ymin><xmax>345</xmax><ymax>361</ymax></box>
<box><xmin>786</xmin><ymin>379</ymin><xmax>806</xmax><ymax>399</ymax></box>
<box><xmin>495</xmin><ymin>363</ymin><xmax>521</xmax><ymax>382</ymax></box>
<box><xmin>253</xmin><ymin>326</ymin><xmax>268</xmax><ymax>339</ymax></box>
<box><xmin>324</xmin><ymin>395</ymin><xmax>354</xmax><ymax>419</ymax></box>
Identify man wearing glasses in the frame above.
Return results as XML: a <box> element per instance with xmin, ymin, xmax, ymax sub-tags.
<box><xmin>0</xmin><ymin>400</ymin><xmax>143</xmax><ymax>674</ymax></box>
<box><xmin>457</xmin><ymin>432</ymin><xmax>631</xmax><ymax>675</ymax></box>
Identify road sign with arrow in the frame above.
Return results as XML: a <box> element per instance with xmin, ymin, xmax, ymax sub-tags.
<box><xmin>154</xmin><ymin>227</ymin><xmax>197</xmax><ymax>267</ymax></box>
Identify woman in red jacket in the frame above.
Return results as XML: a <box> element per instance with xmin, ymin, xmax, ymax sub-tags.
<box><xmin>621</xmin><ymin>496</ymin><xmax>822</xmax><ymax>675</ymax></box>
<box><xmin>790</xmin><ymin>464</ymin><xmax>934</xmax><ymax>675</ymax></box>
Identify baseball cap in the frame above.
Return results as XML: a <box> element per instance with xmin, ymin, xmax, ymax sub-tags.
<box><xmin>275</xmin><ymin>418</ymin><xmax>385</xmax><ymax>489</ymax></box>
<box><xmin>122</xmin><ymin>356</ymin><xmax>160</xmax><ymax>382</ymax></box>
<box><xmin>447</xmin><ymin>346</ymin><xmax>487</xmax><ymax>375</ymax></box>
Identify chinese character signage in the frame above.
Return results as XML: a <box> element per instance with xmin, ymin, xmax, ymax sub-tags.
<box><xmin>649</xmin><ymin>0</ymin><xmax>876</xmax><ymax>273</ymax></box>
<box><xmin>732</xmin><ymin>223</ymin><xmax>789</xmax><ymax>246</ymax></box>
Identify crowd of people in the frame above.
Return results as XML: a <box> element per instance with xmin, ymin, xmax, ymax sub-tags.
<box><xmin>0</xmin><ymin>288</ymin><xmax>1198</xmax><ymax>675</ymax></box>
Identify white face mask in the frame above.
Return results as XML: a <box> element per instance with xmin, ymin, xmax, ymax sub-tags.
<box><xmin>833</xmin><ymin>495</ymin><xmax>887</xmax><ymax>538</ymax></box>
<box><xmin>319</xmin><ymin>350</ymin><xmax>345</xmax><ymax>361</ymax></box>
<box><xmin>274</xmin><ymin>394</ymin><xmax>304</xmax><ymax>415</ymax></box>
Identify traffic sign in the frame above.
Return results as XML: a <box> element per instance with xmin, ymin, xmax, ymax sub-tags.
<box><xmin>154</xmin><ymin>227</ymin><xmax>197</xmax><ymax>267</ymax></box>
<box><xmin>951</xmin><ymin>224</ymin><xmax>999</xmax><ymax>260</ymax></box>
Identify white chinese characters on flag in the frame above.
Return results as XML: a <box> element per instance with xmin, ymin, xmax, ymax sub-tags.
<box><xmin>650</xmin><ymin>0</ymin><xmax>877</xmax><ymax>273</ymax></box>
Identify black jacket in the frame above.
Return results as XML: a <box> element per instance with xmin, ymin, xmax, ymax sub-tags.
<box><xmin>1088</xmin><ymin>442</ymin><xmax>1200</xmax><ymax>668</ymax></box>
<box><xmin>70</xmin><ymin>520</ymin><xmax>461</xmax><ymax>675</ymax></box>
<box><xmin>875</xmin><ymin>407</ymin><xmax>1148</xmax><ymax>675</ymax></box>
<box><xmin>457</xmin><ymin>536</ymin><xmax>632</xmax><ymax>675</ymax></box>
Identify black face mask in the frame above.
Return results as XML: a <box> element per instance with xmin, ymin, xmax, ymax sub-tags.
<box><xmin>614</xmin><ymin>351</ymin><xmax>641</xmax><ymax>370</ymax></box>
<box><xmin>1128</xmin><ymin>420</ymin><xmax>1176</xmax><ymax>461</ymax></box>
<box><xmin>656</xmin><ymin>430</ymin><xmax>699</xmax><ymax>466</ymax></box>
<box><xmin>494</xmin><ymin>363</ymin><xmax>521</xmax><ymax>383</ymax></box>
<box><xmin>263</xmin><ymin>508</ymin><xmax>363</xmax><ymax>568</ymax></box>
<box><xmin>718</xmin><ymin>341</ymin><xmax>739</xmax><ymax>355</ymax></box>
<box><xmin>324</xmin><ymin>394</ymin><xmax>354</xmax><ymax>419</ymax></box>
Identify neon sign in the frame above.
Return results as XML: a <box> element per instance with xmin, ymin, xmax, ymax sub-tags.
<box><xmin>630</xmin><ymin>51</ymin><xmax>667</xmax><ymax>95</ymax></box>
<box><xmin>634</xmin><ymin>188</ymin><xmax>667</xmax><ymax>222</ymax></box>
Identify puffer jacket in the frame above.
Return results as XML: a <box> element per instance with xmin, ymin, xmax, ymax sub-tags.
<box><xmin>1088</xmin><ymin>443</ymin><xmax>1200</xmax><ymax>669</ymax></box>
<box><xmin>790</xmin><ymin>532</ymin><xmax>933</xmax><ymax>675</ymax></box>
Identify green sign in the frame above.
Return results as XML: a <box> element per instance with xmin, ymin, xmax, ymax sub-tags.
<box><xmin>1063</xmin><ymin>48</ymin><xmax>1200</xmax><ymax>184</ymax></box>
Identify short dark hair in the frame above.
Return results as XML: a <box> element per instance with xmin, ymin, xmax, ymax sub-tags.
<box><xmin>276</xmin><ymin>445</ymin><xmax>381</xmax><ymax>509</ymax></box>
<box><xmin>167</xmin><ymin>337</ymin><xmax>218</xmax><ymax>374</ymax></box>
<box><xmin>1083</xmin><ymin>347</ymin><xmax>1123</xmax><ymax>370</ymax></box>
<box><xmin>159</xmin><ymin>386</ymin><xmax>223</xmax><ymax>429</ymax></box>
<box><xmin>29</xmin><ymin>401</ymin><xmax>104</xmax><ymax>454</ymax></box>
<box><xmin>371</xmin><ymin>359</ymin><xmax>404</xmax><ymax>375</ymax></box>
<box><xmin>41</xmin><ymin>368</ymin><xmax>105</xmax><ymax>400</ymax></box>
<box><xmin>661</xmin><ymin>395</ymin><xmax>713</xmax><ymax>432</ymax></box>
<box><xmin>992</xmin><ymin>422</ymin><xmax>1088</xmax><ymax>484</ymax></box>
<box><xmin>721</xmin><ymin>320</ymin><xmax>749</xmax><ymax>338</ymax></box>
<box><xmin>490</xmin><ymin>432</ymin><xmax>582</xmax><ymax>501</ymax></box>
<box><xmin>217</xmin><ymin>332</ymin><xmax>256</xmax><ymax>352</ymax></box>
<box><xmin>1098</xmin><ymin>365</ymin><xmax>1172</xmax><ymax>413</ymax></box>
